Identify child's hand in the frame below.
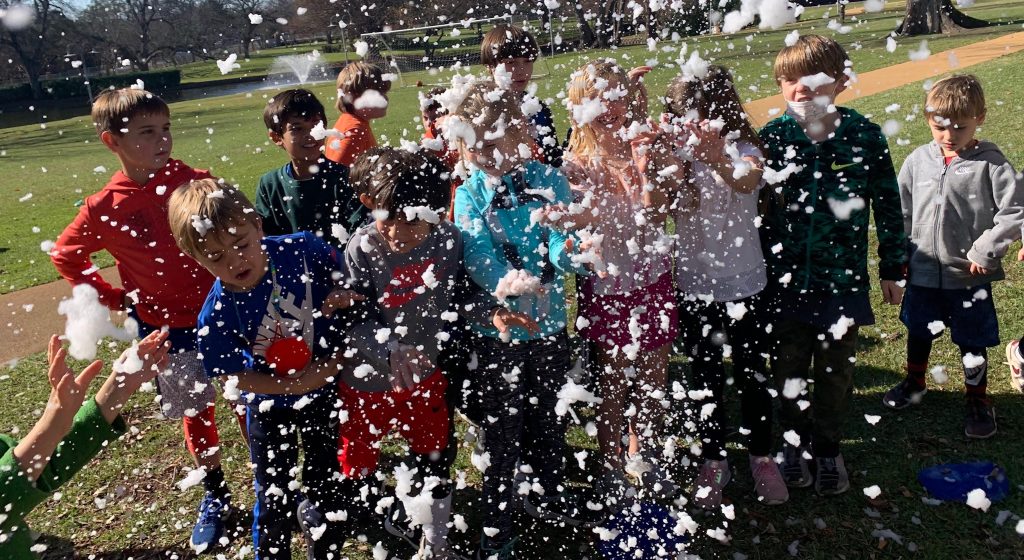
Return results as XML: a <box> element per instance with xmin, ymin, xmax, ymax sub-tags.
<box><xmin>880</xmin><ymin>280</ymin><xmax>904</xmax><ymax>305</ymax></box>
<box><xmin>627</xmin><ymin>66</ymin><xmax>652</xmax><ymax>119</ymax></box>
<box><xmin>491</xmin><ymin>307</ymin><xmax>541</xmax><ymax>336</ymax></box>
<box><xmin>969</xmin><ymin>261</ymin><xmax>990</xmax><ymax>276</ymax></box>
<box><xmin>97</xmin><ymin>330</ymin><xmax>170</xmax><ymax>424</ymax></box>
<box><xmin>685</xmin><ymin>121</ymin><xmax>727</xmax><ymax>164</ymax></box>
<box><xmin>322</xmin><ymin>289</ymin><xmax>367</xmax><ymax>316</ymax></box>
<box><xmin>389</xmin><ymin>344</ymin><xmax>433</xmax><ymax>392</ymax></box>
<box><xmin>45</xmin><ymin>335</ymin><xmax>105</xmax><ymax>431</ymax></box>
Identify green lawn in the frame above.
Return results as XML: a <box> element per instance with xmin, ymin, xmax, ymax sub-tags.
<box><xmin>2</xmin><ymin>2</ymin><xmax>1024</xmax><ymax>558</ymax></box>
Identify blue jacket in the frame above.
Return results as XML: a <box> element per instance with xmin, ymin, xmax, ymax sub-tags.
<box><xmin>453</xmin><ymin>160</ymin><xmax>584</xmax><ymax>340</ymax></box>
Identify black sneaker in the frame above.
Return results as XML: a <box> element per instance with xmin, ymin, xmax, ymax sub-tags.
<box><xmin>965</xmin><ymin>397</ymin><xmax>997</xmax><ymax>439</ymax></box>
<box><xmin>814</xmin><ymin>454</ymin><xmax>850</xmax><ymax>496</ymax></box>
<box><xmin>523</xmin><ymin>492</ymin><xmax>606</xmax><ymax>528</ymax></box>
<box><xmin>882</xmin><ymin>378</ymin><xmax>927</xmax><ymax>410</ymax></box>
<box><xmin>475</xmin><ymin>536</ymin><xmax>519</xmax><ymax>560</ymax></box>
<box><xmin>781</xmin><ymin>445</ymin><xmax>813</xmax><ymax>488</ymax></box>
<box><xmin>383</xmin><ymin>498</ymin><xmax>421</xmax><ymax>550</ymax></box>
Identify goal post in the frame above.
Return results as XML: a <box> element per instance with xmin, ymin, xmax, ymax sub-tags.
<box><xmin>358</xmin><ymin>16</ymin><xmax>554</xmax><ymax>88</ymax></box>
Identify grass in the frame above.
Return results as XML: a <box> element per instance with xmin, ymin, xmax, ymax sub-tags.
<box><xmin>2</xmin><ymin>1</ymin><xmax>1024</xmax><ymax>558</ymax></box>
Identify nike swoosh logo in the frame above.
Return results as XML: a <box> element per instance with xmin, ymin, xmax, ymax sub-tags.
<box><xmin>831</xmin><ymin>162</ymin><xmax>856</xmax><ymax>171</ymax></box>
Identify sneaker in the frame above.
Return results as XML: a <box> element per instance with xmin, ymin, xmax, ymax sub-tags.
<box><xmin>965</xmin><ymin>397</ymin><xmax>997</xmax><ymax>439</ymax></box>
<box><xmin>882</xmin><ymin>378</ymin><xmax>927</xmax><ymax>410</ymax></box>
<box><xmin>384</xmin><ymin>498</ymin><xmax>421</xmax><ymax>550</ymax></box>
<box><xmin>691</xmin><ymin>459</ymin><xmax>731</xmax><ymax>510</ymax></box>
<box><xmin>190</xmin><ymin>492</ymin><xmax>230</xmax><ymax>553</ymax></box>
<box><xmin>814</xmin><ymin>455</ymin><xmax>850</xmax><ymax>496</ymax></box>
<box><xmin>416</xmin><ymin>534</ymin><xmax>464</xmax><ymax>560</ymax></box>
<box><xmin>749</xmin><ymin>455</ymin><xmax>789</xmax><ymax>505</ymax></box>
<box><xmin>523</xmin><ymin>491</ymin><xmax>605</xmax><ymax>528</ymax></box>
<box><xmin>624</xmin><ymin>451</ymin><xmax>678</xmax><ymax>499</ymax></box>
<box><xmin>592</xmin><ymin>469</ymin><xmax>636</xmax><ymax>510</ymax></box>
<box><xmin>1005</xmin><ymin>340</ymin><xmax>1024</xmax><ymax>393</ymax></box>
<box><xmin>781</xmin><ymin>445</ymin><xmax>813</xmax><ymax>488</ymax></box>
<box><xmin>474</xmin><ymin>537</ymin><xmax>518</xmax><ymax>560</ymax></box>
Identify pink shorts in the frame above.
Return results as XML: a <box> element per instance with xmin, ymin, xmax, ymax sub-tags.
<box><xmin>578</xmin><ymin>272</ymin><xmax>679</xmax><ymax>351</ymax></box>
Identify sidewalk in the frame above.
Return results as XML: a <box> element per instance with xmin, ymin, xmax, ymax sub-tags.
<box><xmin>2</xmin><ymin>31</ymin><xmax>1024</xmax><ymax>364</ymax></box>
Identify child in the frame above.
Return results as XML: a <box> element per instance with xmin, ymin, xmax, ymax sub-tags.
<box><xmin>883</xmin><ymin>74</ymin><xmax>1024</xmax><ymax>439</ymax></box>
<box><xmin>255</xmin><ymin>88</ymin><xmax>368</xmax><ymax>240</ymax></box>
<box><xmin>659</xmin><ymin>66</ymin><xmax>787</xmax><ymax>508</ymax></box>
<box><xmin>341</xmin><ymin>146</ymin><xmax>537</xmax><ymax>559</ymax></box>
<box><xmin>760</xmin><ymin>35</ymin><xmax>906</xmax><ymax>496</ymax></box>
<box><xmin>49</xmin><ymin>88</ymin><xmax>241</xmax><ymax>551</ymax></box>
<box><xmin>559</xmin><ymin>60</ymin><xmax>678</xmax><ymax>500</ymax></box>
<box><xmin>449</xmin><ymin>82</ymin><xmax>595</xmax><ymax>558</ymax></box>
<box><xmin>480</xmin><ymin>24</ymin><xmax>563</xmax><ymax>167</ymax></box>
<box><xmin>419</xmin><ymin>86</ymin><xmax>464</xmax><ymax>217</ymax></box>
<box><xmin>0</xmin><ymin>331</ymin><xmax>169</xmax><ymax>558</ymax></box>
<box><xmin>168</xmin><ymin>179</ymin><xmax>359</xmax><ymax>559</ymax></box>
<box><xmin>324</xmin><ymin>61</ymin><xmax>391</xmax><ymax>166</ymax></box>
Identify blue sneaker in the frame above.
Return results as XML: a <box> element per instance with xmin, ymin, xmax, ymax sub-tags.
<box><xmin>191</xmin><ymin>492</ymin><xmax>230</xmax><ymax>553</ymax></box>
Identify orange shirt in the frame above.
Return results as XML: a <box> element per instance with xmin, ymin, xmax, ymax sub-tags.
<box><xmin>324</xmin><ymin>113</ymin><xmax>376</xmax><ymax>166</ymax></box>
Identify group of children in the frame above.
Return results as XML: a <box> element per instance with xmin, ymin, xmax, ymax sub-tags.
<box><xmin>0</xmin><ymin>22</ymin><xmax>1020</xmax><ymax>560</ymax></box>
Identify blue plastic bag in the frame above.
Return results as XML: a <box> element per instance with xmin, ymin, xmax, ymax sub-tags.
<box><xmin>918</xmin><ymin>461</ymin><xmax>1010</xmax><ymax>503</ymax></box>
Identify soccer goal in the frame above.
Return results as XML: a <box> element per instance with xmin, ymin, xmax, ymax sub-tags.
<box><xmin>359</xmin><ymin>16</ymin><xmax>552</xmax><ymax>88</ymax></box>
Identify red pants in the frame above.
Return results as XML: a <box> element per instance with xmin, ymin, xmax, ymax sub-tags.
<box><xmin>338</xmin><ymin>371</ymin><xmax>449</xmax><ymax>478</ymax></box>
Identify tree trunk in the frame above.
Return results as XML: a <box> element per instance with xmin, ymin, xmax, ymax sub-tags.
<box><xmin>896</xmin><ymin>0</ymin><xmax>988</xmax><ymax>36</ymax></box>
<box><xmin>573</xmin><ymin>3</ymin><xmax>596</xmax><ymax>47</ymax></box>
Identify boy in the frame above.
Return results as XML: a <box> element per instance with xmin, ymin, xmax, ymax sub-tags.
<box><xmin>49</xmin><ymin>88</ymin><xmax>241</xmax><ymax>551</ymax></box>
<box><xmin>479</xmin><ymin>24</ymin><xmax>563</xmax><ymax>167</ymax></box>
<box><xmin>324</xmin><ymin>62</ymin><xmax>391</xmax><ymax>166</ymax></box>
<box><xmin>883</xmin><ymin>74</ymin><xmax>1024</xmax><ymax>439</ymax></box>
<box><xmin>759</xmin><ymin>35</ymin><xmax>907</xmax><ymax>496</ymax></box>
<box><xmin>419</xmin><ymin>86</ymin><xmax>463</xmax><ymax>218</ymax></box>
<box><xmin>1</xmin><ymin>331</ymin><xmax>169</xmax><ymax>558</ymax></box>
<box><xmin>255</xmin><ymin>88</ymin><xmax>367</xmax><ymax>240</ymax></box>
<box><xmin>168</xmin><ymin>179</ymin><xmax>360</xmax><ymax>559</ymax></box>
<box><xmin>341</xmin><ymin>147</ymin><xmax>537</xmax><ymax>559</ymax></box>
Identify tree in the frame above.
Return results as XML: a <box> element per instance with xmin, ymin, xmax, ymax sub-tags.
<box><xmin>225</xmin><ymin>0</ymin><xmax>266</xmax><ymax>57</ymax></box>
<box><xmin>77</xmin><ymin>0</ymin><xmax>179</xmax><ymax>70</ymax></box>
<box><xmin>896</xmin><ymin>0</ymin><xmax>988</xmax><ymax>36</ymax></box>
<box><xmin>1</xmin><ymin>0</ymin><xmax>74</xmax><ymax>98</ymax></box>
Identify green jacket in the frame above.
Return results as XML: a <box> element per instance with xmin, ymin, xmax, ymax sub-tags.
<box><xmin>759</xmin><ymin>108</ymin><xmax>907</xmax><ymax>295</ymax></box>
<box><xmin>254</xmin><ymin>159</ymin><xmax>367</xmax><ymax>243</ymax></box>
<box><xmin>0</xmin><ymin>399</ymin><xmax>125</xmax><ymax>558</ymax></box>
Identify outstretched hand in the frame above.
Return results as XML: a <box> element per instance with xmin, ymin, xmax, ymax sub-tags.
<box><xmin>46</xmin><ymin>335</ymin><xmax>105</xmax><ymax>431</ymax></box>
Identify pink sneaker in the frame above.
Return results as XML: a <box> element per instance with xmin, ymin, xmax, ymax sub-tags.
<box><xmin>750</xmin><ymin>455</ymin><xmax>789</xmax><ymax>505</ymax></box>
<box><xmin>692</xmin><ymin>459</ymin><xmax>731</xmax><ymax>510</ymax></box>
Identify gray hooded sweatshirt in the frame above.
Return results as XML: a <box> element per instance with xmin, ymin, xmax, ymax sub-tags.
<box><xmin>900</xmin><ymin>140</ymin><xmax>1024</xmax><ymax>289</ymax></box>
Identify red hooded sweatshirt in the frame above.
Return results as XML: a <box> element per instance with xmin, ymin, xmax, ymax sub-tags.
<box><xmin>51</xmin><ymin>159</ymin><xmax>215</xmax><ymax>329</ymax></box>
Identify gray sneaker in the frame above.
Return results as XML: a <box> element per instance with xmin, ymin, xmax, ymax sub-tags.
<box><xmin>814</xmin><ymin>454</ymin><xmax>850</xmax><ymax>496</ymax></box>
<box><xmin>781</xmin><ymin>445</ymin><xmax>813</xmax><ymax>488</ymax></box>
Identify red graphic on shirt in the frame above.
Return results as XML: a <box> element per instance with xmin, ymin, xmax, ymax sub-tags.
<box><xmin>381</xmin><ymin>259</ymin><xmax>436</xmax><ymax>309</ymax></box>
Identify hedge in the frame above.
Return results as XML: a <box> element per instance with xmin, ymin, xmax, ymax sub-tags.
<box><xmin>0</xmin><ymin>69</ymin><xmax>181</xmax><ymax>104</ymax></box>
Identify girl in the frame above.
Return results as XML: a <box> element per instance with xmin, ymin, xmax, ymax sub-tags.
<box><xmin>448</xmin><ymin>81</ymin><xmax>597</xmax><ymax>559</ymax></box>
<box><xmin>559</xmin><ymin>60</ymin><xmax>679</xmax><ymax>500</ymax></box>
<box><xmin>663</xmin><ymin>65</ymin><xmax>788</xmax><ymax>508</ymax></box>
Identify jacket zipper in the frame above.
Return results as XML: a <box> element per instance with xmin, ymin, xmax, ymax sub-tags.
<box><xmin>803</xmin><ymin>144</ymin><xmax>822</xmax><ymax>291</ymax></box>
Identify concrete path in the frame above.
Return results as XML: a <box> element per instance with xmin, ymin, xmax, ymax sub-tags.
<box><xmin>2</xmin><ymin>30</ymin><xmax>1024</xmax><ymax>364</ymax></box>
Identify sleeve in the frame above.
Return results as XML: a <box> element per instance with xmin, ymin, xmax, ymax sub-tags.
<box><xmin>453</xmin><ymin>184</ymin><xmax>510</xmax><ymax>293</ymax></box>
<box><xmin>33</xmin><ymin>398</ymin><xmax>125</xmax><ymax>494</ymax></box>
<box><xmin>546</xmin><ymin>170</ymin><xmax>587</xmax><ymax>274</ymax></box>
<box><xmin>50</xmin><ymin>204</ymin><xmax>126</xmax><ymax>310</ymax></box>
<box><xmin>967</xmin><ymin>160</ymin><xmax>1024</xmax><ymax>269</ymax></box>
<box><xmin>254</xmin><ymin>178</ymin><xmax>287</xmax><ymax>237</ymax></box>
<box><xmin>897</xmin><ymin>155</ymin><xmax>915</xmax><ymax>251</ymax></box>
<box><xmin>866</xmin><ymin>131</ymin><xmax>908</xmax><ymax>282</ymax></box>
<box><xmin>197</xmin><ymin>299</ymin><xmax>253</xmax><ymax>377</ymax></box>
<box><xmin>450</xmin><ymin>232</ymin><xmax>500</xmax><ymax>327</ymax></box>
<box><xmin>0</xmin><ymin>437</ymin><xmax>47</xmax><ymax>523</ymax></box>
<box><xmin>343</xmin><ymin>233</ymin><xmax>393</xmax><ymax>377</ymax></box>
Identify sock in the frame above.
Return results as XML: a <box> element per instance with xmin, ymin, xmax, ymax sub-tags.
<box><xmin>203</xmin><ymin>466</ymin><xmax>229</xmax><ymax>500</ymax></box>
<box><xmin>961</xmin><ymin>346</ymin><xmax>988</xmax><ymax>399</ymax></box>
<box><xmin>906</xmin><ymin>361</ymin><xmax>928</xmax><ymax>390</ymax></box>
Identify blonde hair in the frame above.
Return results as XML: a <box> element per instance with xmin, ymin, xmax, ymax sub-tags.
<box><xmin>448</xmin><ymin>81</ymin><xmax>529</xmax><ymax>151</ymax></box>
<box><xmin>773</xmin><ymin>34</ymin><xmax>848</xmax><ymax>82</ymax></box>
<box><xmin>335</xmin><ymin>62</ymin><xmax>391</xmax><ymax>114</ymax></box>
<box><xmin>91</xmin><ymin>88</ymin><xmax>169</xmax><ymax>136</ymax></box>
<box><xmin>168</xmin><ymin>178</ymin><xmax>260</xmax><ymax>258</ymax></box>
<box><xmin>664</xmin><ymin>65</ymin><xmax>762</xmax><ymax>151</ymax></box>
<box><xmin>927</xmin><ymin>74</ymin><xmax>985</xmax><ymax>122</ymax></box>
<box><xmin>566</xmin><ymin>59</ymin><xmax>642</xmax><ymax>157</ymax></box>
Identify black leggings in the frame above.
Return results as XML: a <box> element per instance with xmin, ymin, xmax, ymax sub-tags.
<box><xmin>679</xmin><ymin>293</ymin><xmax>774</xmax><ymax>458</ymax></box>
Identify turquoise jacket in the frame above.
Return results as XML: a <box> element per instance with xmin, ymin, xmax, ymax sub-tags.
<box><xmin>0</xmin><ymin>399</ymin><xmax>125</xmax><ymax>558</ymax></box>
<box><xmin>453</xmin><ymin>160</ymin><xmax>585</xmax><ymax>340</ymax></box>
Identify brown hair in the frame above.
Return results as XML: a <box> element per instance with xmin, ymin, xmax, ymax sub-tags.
<box><xmin>335</xmin><ymin>61</ymin><xmax>391</xmax><ymax>114</ymax></box>
<box><xmin>773</xmin><ymin>34</ymin><xmax>848</xmax><ymax>82</ymax></box>
<box><xmin>566</xmin><ymin>59</ymin><xmax>645</xmax><ymax>157</ymax></box>
<box><xmin>664</xmin><ymin>65</ymin><xmax>762</xmax><ymax>150</ymax></box>
<box><xmin>480</xmin><ymin>24</ymin><xmax>540</xmax><ymax>67</ymax></box>
<box><xmin>448</xmin><ymin>81</ymin><xmax>530</xmax><ymax>151</ymax></box>
<box><xmin>168</xmin><ymin>178</ymin><xmax>261</xmax><ymax>258</ymax></box>
<box><xmin>263</xmin><ymin>89</ymin><xmax>327</xmax><ymax>135</ymax></box>
<box><xmin>926</xmin><ymin>74</ymin><xmax>986</xmax><ymax>122</ymax></box>
<box><xmin>420</xmin><ymin>86</ymin><xmax>447</xmax><ymax>115</ymax></box>
<box><xmin>351</xmin><ymin>146</ymin><xmax>451</xmax><ymax>214</ymax></box>
<box><xmin>91</xmin><ymin>88</ymin><xmax>169</xmax><ymax>136</ymax></box>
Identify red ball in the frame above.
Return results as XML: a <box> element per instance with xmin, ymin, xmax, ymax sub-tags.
<box><xmin>265</xmin><ymin>336</ymin><xmax>312</xmax><ymax>376</ymax></box>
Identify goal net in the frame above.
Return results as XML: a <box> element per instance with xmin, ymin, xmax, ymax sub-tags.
<box><xmin>359</xmin><ymin>16</ymin><xmax>553</xmax><ymax>87</ymax></box>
